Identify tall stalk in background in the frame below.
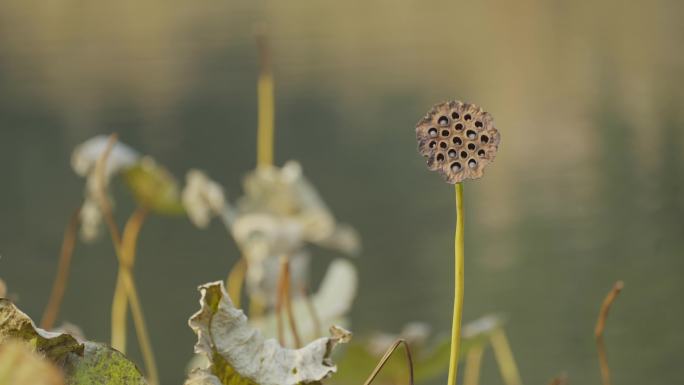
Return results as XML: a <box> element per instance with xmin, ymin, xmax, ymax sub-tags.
<box><xmin>256</xmin><ymin>33</ymin><xmax>275</xmax><ymax>169</ymax></box>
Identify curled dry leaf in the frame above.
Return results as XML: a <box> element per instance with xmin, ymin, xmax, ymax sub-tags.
<box><xmin>71</xmin><ymin>135</ymin><xmax>140</xmax><ymax>242</ymax></box>
<box><xmin>0</xmin><ymin>279</ymin><xmax>6</xmax><ymax>298</ymax></box>
<box><xmin>0</xmin><ymin>298</ymin><xmax>83</xmax><ymax>362</ymax></box>
<box><xmin>182</xmin><ymin>169</ymin><xmax>227</xmax><ymax>228</ymax></box>
<box><xmin>0</xmin><ymin>340</ymin><xmax>65</xmax><ymax>385</ymax></box>
<box><xmin>0</xmin><ymin>299</ymin><xmax>146</xmax><ymax>385</ymax></box>
<box><xmin>186</xmin><ymin>281</ymin><xmax>351</xmax><ymax>385</ymax></box>
<box><xmin>234</xmin><ymin>161</ymin><xmax>360</xmax><ymax>310</ymax></box>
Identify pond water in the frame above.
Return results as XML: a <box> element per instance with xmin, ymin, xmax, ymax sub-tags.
<box><xmin>0</xmin><ymin>1</ymin><xmax>682</xmax><ymax>384</ymax></box>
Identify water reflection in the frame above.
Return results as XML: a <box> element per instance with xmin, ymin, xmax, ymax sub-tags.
<box><xmin>0</xmin><ymin>1</ymin><xmax>682</xmax><ymax>384</ymax></box>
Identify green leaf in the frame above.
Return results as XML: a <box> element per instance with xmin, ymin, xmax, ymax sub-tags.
<box><xmin>62</xmin><ymin>342</ymin><xmax>146</xmax><ymax>385</ymax></box>
<box><xmin>0</xmin><ymin>300</ymin><xmax>146</xmax><ymax>385</ymax></box>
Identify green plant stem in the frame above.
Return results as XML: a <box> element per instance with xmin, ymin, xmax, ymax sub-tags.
<box><xmin>447</xmin><ymin>183</ymin><xmax>465</xmax><ymax>385</ymax></box>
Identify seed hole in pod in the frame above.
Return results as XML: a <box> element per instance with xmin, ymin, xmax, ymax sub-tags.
<box><xmin>466</xmin><ymin>130</ymin><xmax>477</xmax><ymax>139</ymax></box>
<box><xmin>468</xmin><ymin>159</ymin><xmax>477</xmax><ymax>168</ymax></box>
<box><xmin>467</xmin><ymin>143</ymin><xmax>476</xmax><ymax>150</ymax></box>
<box><xmin>438</xmin><ymin>116</ymin><xmax>449</xmax><ymax>126</ymax></box>
<box><xmin>429</xmin><ymin>141</ymin><xmax>437</xmax><ymax>149</ymax></box>
<box><xmin>440</xmin><ymin>142</ymin><xmax>448</xmax><ymax>149</ymax></box>
<box><xmin>481</xmin><ymin>135</ymin><xmax>489</xmax><ymax>143</ymax></box>
<box><xmin>478</xmin><ymin>149</ymin><xmax>486</xmax><ymax>157</ymax></box>
<box><xmin>453</xmin><ymin>137</ymin><xmax>463</xmax><ymax>145</ymax></box>
<box><xmin>448</xmin><ymin>149</ymin><xmax>457</xmax><ymax>158</ymax></box>
<box><xmin>451</xmin><ymin>162</ymin><xmax>462</xmax><ymax>172</ymax></box>
<box><xmin>475</xmin><ymin>121</ymin><xmax>483</xmax><ymax>128</ymax></box>
<box><xmin>460</xmin><ymin>151</ymin><xmax>468</xmax><ymax>159</ymax></box>
<box><xmin>464</xmin><ymin>114</ymin><xmax>472</xmax><ymax>121</ymax></box>
<box><xmin>451</xmin><ymin>112</ymin><xmax>460</xmax><ymax>119</ymax></box>
<box><xmin>441</xmin><ymin>129</ymin><xmax>450</xmax><ymax>137</ymax></box>
<box><xmin>436</xmin><ymin>153</ymin><xmax>445</xmax><ymax>162</ymax></box>
<box><xmin>428</xmin><ymin>128</ymin><xmax>438</xmax><ymax>137</ymax></box>
<box><xmin>455</xmin><ymin>123</ymin><xmax>464</xmax><ymax>130</ymax></box>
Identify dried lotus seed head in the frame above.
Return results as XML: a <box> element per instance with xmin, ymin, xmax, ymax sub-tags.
<box><xmin>416</xmin><ymin>100</ymin><xmax>500</xmax><ymax>184</ymax></box>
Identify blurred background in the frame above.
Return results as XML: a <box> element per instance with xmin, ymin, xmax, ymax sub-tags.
<box><xmin>0</xmin><ymin>1</ymin><xmax>682</xmax><ymax>384</ymax></box>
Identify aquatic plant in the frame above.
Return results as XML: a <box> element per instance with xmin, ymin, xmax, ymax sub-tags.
<box><xmin>415</xmin><ymin>100</ymin><xmax>500</xmax><ymax>385</ymax></box>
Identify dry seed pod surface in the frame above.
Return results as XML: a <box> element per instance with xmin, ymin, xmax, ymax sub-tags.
<box><xmin>416</xmin><ymin>100</ymin><xmax>500</xmax><ymax>183</ymax></box>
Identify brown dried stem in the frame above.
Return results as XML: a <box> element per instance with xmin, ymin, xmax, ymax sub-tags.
<box><xmin>595</xmin><ymin>281</ymin><xmax>624</xmax><ymax>385</ymax></box>
<box><xmin>40</xmin><ymin>208</ymin><xmax>81</xmax><ymax>330</ymax></box>
<box><xmin>275</xmin><ymin>257</ymin><xmax>301</xmax><ymax>348</ymax></box>
<box><xmin>362</xmin><ymin>339</ymin><xmax>415</xmax><ymax>385</ymax></box>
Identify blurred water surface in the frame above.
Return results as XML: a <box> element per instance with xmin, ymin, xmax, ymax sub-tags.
<box><xmin>0</xmin><ymin>1</ymin><xmax>683</xmax><ymax>384</ymax></box>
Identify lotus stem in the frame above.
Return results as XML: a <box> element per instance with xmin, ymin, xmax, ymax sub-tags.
<box><xmin>40</xmin><ymin>208</ymin><xmax>81</xmax><ymax>330</ymax></box>
<box><xmin>595</xmin><ymin>281</ymin><xmax>624</xmax><ymax>385</ymax></box>
<box><xmin>491</xmin><ymin>329</ymin><xmax>522</xmax><ymax>385</ymax></box>
<box><xmin>95</xmin><ymin>134</ymin><xmax>159</xmax><ymax>385</ymax></box>
<box><xmin>463</xmin><ymin>344</ymin><xmax>485</xmax><ymax>385</ymax></box>
<box><xmin>256</xmin><ymin>34</ymin><xmax>274</xmax><ymax>169</ymax></box>
<box><xmin>447</xmin><ymin>183</ymin><xmax>465</xmax><ymax>385</ymax></box>
<box><xmin>227</xmin><ymin>258</ymin><xmax>247</xmax><ymax>308</ymax></box>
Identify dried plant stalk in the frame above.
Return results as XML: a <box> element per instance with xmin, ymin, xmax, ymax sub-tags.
<box><xmin>227</xmin><ymin>257</ymin><xmax>247</xmax><ymax>308</ymax></box>
<box><xmin>463</xmin><ymin>344</ymin><xmax>485</xmax><ymax>385</ymax></box>
<box><xmin>362</xmin><ymin>339</ymin><xmax>414</xmax><ymax>385</ymax></box>
<box><xmin>491</xmin><ymin>329</ymin><xmax>523</xmax><ymax>385</ymax></box>
<box><xmin>95</xmin><ymin>134</ymin><xmax>159</xmax><ymax>385</ymax></box>
<box><xmin>40</xmin><ymin>208</ymin><xmax>81</xmax><ymax>330</ymax></box>
<box><xmin>275</xmin><ymin>257</ymin><xmax>302</xmax><ymax>348</ymax></box>
<box><xmin>111</xmin><ymin>207</ymin><xmax>148</xmax><ymax>353</ymax></box>
<box><xmin>595</xmin><ymin>281</ymin><xmax>624</xmax><ymax>385</ymax></box>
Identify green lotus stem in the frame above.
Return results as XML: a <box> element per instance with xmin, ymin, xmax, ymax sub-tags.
<box><xmin>447</xmin><ymin>183</ymin><xmax>465</xmax><ymax>385</ymax></box>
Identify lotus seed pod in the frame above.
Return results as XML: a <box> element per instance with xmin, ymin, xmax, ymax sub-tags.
<box><xmin>416</xmin><ymin>100</ymin><xmax>500</xmax><ymax>183</ymax></box>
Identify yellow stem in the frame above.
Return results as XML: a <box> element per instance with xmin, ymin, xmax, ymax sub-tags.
<box><xmin>463</xmin><ymin>344</ymin><xmax>485</xmax><ymax>385</ymax></box>
<box><xmin>120</xmin><ymin>268</ymin><xmax>158</xmax><ymax>385</ymax></box>
<box><xmin>111</xmin><ymin>207</ymin><xmax>147</xmax><ymax>353</ymax></box>
<box><xmin>491</xmin><ymin>329</ymin><xmax>522</xmax><ymax>385</ymax></box>
<box><xmin>447</xmin><ymin>183</ymin><xmax>465</xmax><ymax>385</ymax></box>
<box><xmin>227</xmin><ymin>258</ymin><xmax>247</xmax><ymax>308</ymax></box>
<box><xmin>256</xmin><ymin>35</ymin><xmax>274</xmax><ymax>169</ymax></box>
<box><xmin>95</xmin><ymin>135</ymin><xmax>159</xmax><ymax>385</ymax></box>
<box><xmin>40</xmin><ymin>208</ymin><xmax>81</xmax><ymax>330</ymax></box>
